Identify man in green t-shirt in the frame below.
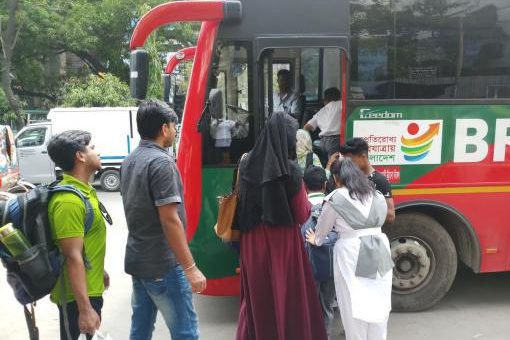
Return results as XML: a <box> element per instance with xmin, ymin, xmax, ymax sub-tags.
<box><xmin>47</xmin><ymin>130</ymin><xmax>107</xmax><ymax>340</ymax></box>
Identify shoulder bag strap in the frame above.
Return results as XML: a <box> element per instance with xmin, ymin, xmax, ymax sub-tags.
<box><xmin>306</xmin><ymin>152</ymin><xmax>314</xmax><ymax>168</ymax></box>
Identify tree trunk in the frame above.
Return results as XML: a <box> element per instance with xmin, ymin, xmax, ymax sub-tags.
<box><xmin>0</xmin><ymin>0</ymin><xmax>24</xmax><ymax>130</ymax></box>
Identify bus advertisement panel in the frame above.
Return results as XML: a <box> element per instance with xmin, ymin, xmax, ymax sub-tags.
<box><xmin>347</xmin><ymin>104</ymin><xmax>510</xmax><ymax>310</ymax></box>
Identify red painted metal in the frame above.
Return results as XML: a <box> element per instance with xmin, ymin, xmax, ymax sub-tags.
<box><xmin>177</xmin><ymin>21</ymin><xmax>221</xmax><ymax>241</ymax></box>
<box><xmin>410</xmin><ymin>146</ymin><xmax>510</xmax><ymax>188</ymax></box>
<box><xmin>129</xmin><ymin>1</ymin><xmax>223</xmax><ymax>241</ymax></box>
<box><xmin>165</xmin><ymin>46</ymin><xmax>196</xmax><ymax>74</ymax></box>
<box><xmin>130</xmin><ymin>1</ymin><xmax>225</xmax><ymax>49</ymax></box>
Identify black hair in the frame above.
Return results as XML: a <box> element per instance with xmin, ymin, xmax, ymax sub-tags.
<box><xmin>303</xmin><ymin>166</ymin><xmax>327</xmax><ymax>192</ymax></box>
<box><xmin>47</xmin><ymin>130</ymin><xmax>91</xmax><ymax>171</ymax></box>
<box><xmin>137</xmin><ymin>99</ymin><xmax>178</xmax><ymax>139</ymax></box>
<box><xmin>324</xmin><ymin>87</ymin><xmax>341</xmax><ymax>102</ymax></box>
<box><xmin>277</xmin><ymin>69</ymin><xmax>291</xmax><ymax>80</ymax></box>
<box><xmin>330</xmin><ymin>158</ymin><xmax>374</xmax><ymax>202</ymax></box>
<box><xmin>339</xmin><ymin>137</ymin><xmax>369</xmax><ymax>156</ymax></box>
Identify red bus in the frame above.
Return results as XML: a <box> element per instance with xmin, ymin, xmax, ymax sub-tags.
<box><xmin>129</xmin><ymin>0</ymin><xmax>510</xmax><ymax>311</ymax></box>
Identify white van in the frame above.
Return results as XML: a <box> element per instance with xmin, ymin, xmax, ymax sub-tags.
<box><xmin>15</xmin><ymin>107</ymin><xmax>139</xmax><ymax>191</ymax></box>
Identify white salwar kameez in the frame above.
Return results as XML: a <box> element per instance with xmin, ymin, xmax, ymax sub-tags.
<box><xmin>314</xmin><ymin>188</ymin><xmax>392</xmax><ymax>340</ymax></box>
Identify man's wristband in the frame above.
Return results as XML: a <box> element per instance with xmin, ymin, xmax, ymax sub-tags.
<box><xmin>184</xmin><ymin>263</ymin><xmax>196</xmax><ymax>272</ymax></box>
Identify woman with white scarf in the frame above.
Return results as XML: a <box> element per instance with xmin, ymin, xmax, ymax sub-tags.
<box><xmin>296</xmin><ymin>129</ymin><xmax>323</xmax><ymax>170</ymax></box>
<box><xmin>306</xmin><ymin>158</ymin><xmax>393</xmax><ymax>340</ymax></box>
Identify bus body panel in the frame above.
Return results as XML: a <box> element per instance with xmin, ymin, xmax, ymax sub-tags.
<box><xmin>217</xmin><ymin>0</ymin><xmax>349</xmax><ymax>41</ymax></box>
<box><xmin>346</xmin><ymin>103</ymin><xmax>510</xmax><ymax>274</ymax></box>
<box><xmin>392</xmin><ymin>191</ymin><xmax>510</xmax><ymax>273</ymax></box>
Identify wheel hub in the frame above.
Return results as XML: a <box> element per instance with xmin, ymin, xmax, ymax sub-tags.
<box><xmin>105</xmin><ymin>174</ymin><xmax>119</xmax><ymax>188</ymax></box>
<box><xmin>391</xmin><ymin>238</ymin><xmax>432</xmax><ymax>291</ymax></box>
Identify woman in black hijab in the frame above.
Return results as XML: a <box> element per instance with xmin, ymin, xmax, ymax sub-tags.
<box><xmin>236</xmin><ymin>112</ymin><xmax>327</xmax><ymax>340</ymax></box>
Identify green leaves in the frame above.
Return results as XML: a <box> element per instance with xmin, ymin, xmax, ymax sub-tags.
<box><xmin>60</xmin><ymin>73</ymin><xmax>135</xmax><ymax>107</ymax></box>
<box><xmin>0</xmin><ymin>0</ymin><xmax>200</xmax><ymax>115</ymax></box>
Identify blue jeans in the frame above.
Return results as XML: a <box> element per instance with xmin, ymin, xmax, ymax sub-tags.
<box><xmin>129</xmin><ymin>266</ymin><xmax>199</xmax><ymax>340</ymax></box>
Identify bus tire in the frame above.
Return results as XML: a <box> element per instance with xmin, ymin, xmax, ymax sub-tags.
<box><xmin>99</xmin><ymin>169</ymin><xmax>120</xmax><ymax>192</ymax></box>
<box><xmin>384</xmin><ymin>213</ymin><xmax>457</xmax><ymax>312</ymax></box>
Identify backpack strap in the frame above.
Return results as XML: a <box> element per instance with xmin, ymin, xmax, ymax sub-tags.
<box><xmin>48</xmin><ymin>185</ymin><xmax>94</xmax><ymax>234</ymax></box>
<box><xmin>23</xmin><ymin>304</ymin><xmax>39</xmax><ymax>340</ymax></box>
<box><xmin>306</xmin><ymin>152</ymin><xmax>314</xmax><ymax>168</ymax></box>
<box><xmin>48</xmin><ymin>184</ymin><xmax>95</xmax><ymax>270</ymax></box>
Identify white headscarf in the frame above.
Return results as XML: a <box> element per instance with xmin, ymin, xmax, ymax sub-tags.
<box><xmin>296</xmin><ymin>129</ymin><xmax>313</xmax><ymax>159</ymax></box>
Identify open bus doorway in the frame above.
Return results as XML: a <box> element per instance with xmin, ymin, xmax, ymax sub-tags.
<box><xmin>260</xmin><ymin>47</ymin><xmax>345</xmax><ymax>165</ymax></box>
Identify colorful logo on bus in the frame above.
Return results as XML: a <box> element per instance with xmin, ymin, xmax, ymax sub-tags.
<box><xmin>353</xmin><ymin>117</ymin><xmax>443</xmax><ymax>165</ymax></box>
<box><xmin>400</xmin><ymin>123</ymin><xmax>440</xmax><ymax>162</ymax></box>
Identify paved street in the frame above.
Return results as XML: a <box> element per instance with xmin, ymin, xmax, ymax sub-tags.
<box><xmin>1</xmin><ymin>191</ymin><xmax>510</xmax><ymax>339</ymax></box>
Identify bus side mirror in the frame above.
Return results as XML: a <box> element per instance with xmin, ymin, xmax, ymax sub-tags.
<box><xmin>208</xmin><ymin>89</ymin><xmax>224</xmax><ymax>119</ymax></box>
<box><xmin>130</xmin><ymin>49</ymin><xmax>149</xmax><ymax>100</ymax></box>
<box><xmin>163</xmin><ymin>74</ymin><xmax>176</xmax><ymax>106</ymax></box>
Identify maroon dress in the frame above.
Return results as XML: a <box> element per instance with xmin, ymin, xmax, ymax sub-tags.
<box><xmin>236</xmin><ymin>184</ymin><xmax>328</xmax><ymax>340</ymax></box>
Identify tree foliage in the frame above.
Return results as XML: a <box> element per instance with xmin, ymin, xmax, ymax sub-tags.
<box><xmin>0</xmin><ymin>89</ymin><xmax>22</xmax><ymax>124</ymax></box>
<box><xmin>60</xmin><ymin>73</ymin><xmax>135</xmax><ymax>107</ymax></box>
<box><xmin>1</xmin><ymin>0</ymin><xmax>198</xmax><ymax>113</ymax></box>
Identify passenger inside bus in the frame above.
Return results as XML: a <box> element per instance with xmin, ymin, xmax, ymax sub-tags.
<box><xmin>304</xmin><ymin>87</ymin><xmax>342</xmax><ymax>160</ymax></box>
<box><xmin>273</xmin><ymin>69</ymin><xmax>301</xmax><ymax>120</ymax></box>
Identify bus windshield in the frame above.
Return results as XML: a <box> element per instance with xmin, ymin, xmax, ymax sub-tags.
<box><xmin>203</xmin><ymin>42</ymin><xmax>253</xmax><ymax>166</ymax></box>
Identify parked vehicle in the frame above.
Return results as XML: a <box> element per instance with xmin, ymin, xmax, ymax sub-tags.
<box><xmin>15</xmin><ymin>107</ymin><xmax>139</xmax><ymax>191</ymax></box>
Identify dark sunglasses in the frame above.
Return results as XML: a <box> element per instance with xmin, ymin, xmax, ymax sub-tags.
<box><xmin>99</xmin><ymin>201</ymin><xmax>113</xmax><ymax>226</ymax></box>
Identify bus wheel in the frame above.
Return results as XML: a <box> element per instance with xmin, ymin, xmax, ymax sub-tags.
<box><xmin>384</xmin><ymin>213</ymin><xmax>457</xmax><ymax>312</ymax></box>
<box><xmin>99</xmin><ymin>169</ymin><xmax>120</xmax><ymax>192</ymax></box>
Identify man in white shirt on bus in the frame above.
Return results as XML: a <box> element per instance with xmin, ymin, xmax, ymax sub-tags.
<box><xmin>273</xmin><ymin>69</ymin><xmax>301</xmax><ymax>119</ymax></box>
<box><xmin>304</xmin><ymin>87</ymin><xmax>342</xmax><ymax>157</ymax></box>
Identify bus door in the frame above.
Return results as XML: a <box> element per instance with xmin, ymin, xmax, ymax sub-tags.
<box><xmin>255</xmin><ymin>36</ymin><xmax>349</xmax><ymax>142</ymax></box>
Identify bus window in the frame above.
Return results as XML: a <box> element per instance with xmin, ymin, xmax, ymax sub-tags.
<box><xmin>393</xmin><ymin>0</ymin><xmax>510</xmax><ymax>99</ymax></box>
<box><xmin>350</xmin><ymin>0</ymin><xmax>510</xmax><ymax>100</ymax></box>
<box><xmin>350</xmin><ymin>0</ymin><xmax>393</xmax><ymax>100</ymax></box>
<box><xmin>172</xmin><ymin>60</ymin><xmax>193</xmax><ymax>118</ymax></box>
<box><xmin>261</xmin><ymin>49</ymin><xmax>303</xmax><ymax>124</ymax></box>
<box><xmin>323</xmin><ymin>48</ymin><xmax>342</xmax><ymax>95</ymax></box>
<box><xmin>203</xmin><ymin>42</ymin><xmax>253</xmax><ymax>166</ymax></box>
<box><xmin>301</xmin><ymin>48</ymin><xmax>320</xmax><ymax>103</ymax></box>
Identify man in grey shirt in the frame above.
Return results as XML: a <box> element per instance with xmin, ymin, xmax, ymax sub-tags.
<box><xmin>273</xmin><ymin>69</ymin><xmax>301</xmax><ymax>119</ymax></box>
<box><xmin>120</xmin><ymin>100</ymin><xmax>206</xmax><ymax>340</ymax></box>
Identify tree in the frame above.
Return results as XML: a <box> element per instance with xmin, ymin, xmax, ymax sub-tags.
<box><xmin>0</xmin><ymin>0</ymin><xmax>24</xmax><ymax>129</ymax></box>
<box><xmin>0</xmin><ymin>88</ymin><xmax>19</xmax><ymax>124</ymax></box>
<box><xmin>60</xmin><ymin>73</ymin><xmax>135</xmax><ymax>107</ymax></box>
<box><xmin>1</xmin><ymin>0</ymin><xmax>199</xmax><ymax>116</ymax></box>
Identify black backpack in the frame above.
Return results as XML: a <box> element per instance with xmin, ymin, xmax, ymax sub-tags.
<box><xmin>300</xmin><ymin>202</ymin><xmax>338</xmax><ymax>282</ymax></box>
<box><xmin>0</xmin><ymin>183</ymin><xmax>97</xmax><ymax>339</ymax></box>
<box><xmin>0</xmin><ymin>182</ymin><xmax>94</xmax><ymax>305</ymax></box>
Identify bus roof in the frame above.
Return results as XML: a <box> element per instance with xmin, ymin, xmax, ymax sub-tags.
<box><xmin>218</xmin><ymin>0</ymin><xmax>350</xmax><ymax>42</ymax></box>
